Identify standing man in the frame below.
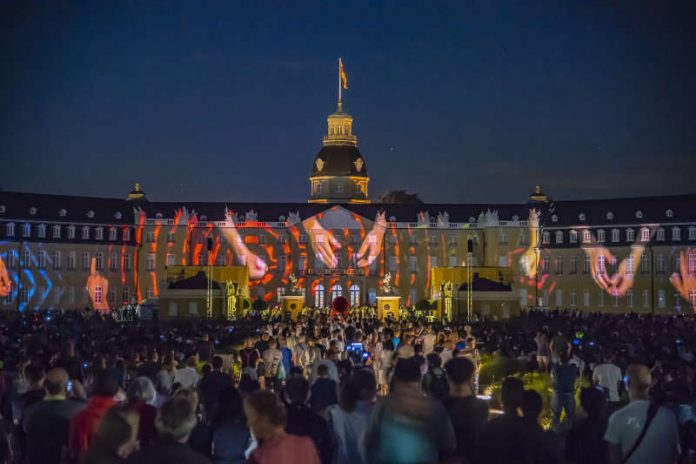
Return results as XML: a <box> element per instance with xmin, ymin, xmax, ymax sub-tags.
<box><xmin>592</xmin><ymin>352</ymin><xmax>623</xmax><ymax>411</ymax></box>
<box><xmin>261</xmin><ymin>338</ymin><xmax>283</xmax><ymax>392</ymax></box>
<box><xmin>605</xmin><ymin>364</ymin><xmax>680</xmax><ymax>464</ymax></box>
<box><xmin>550</xmin><ymin>351</ymin><xmax>577</xmax><ymax>432</ymax></box>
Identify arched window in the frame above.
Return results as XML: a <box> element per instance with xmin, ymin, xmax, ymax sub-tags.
<box><xmin>349</xmin><ymin>284</ymin><xmax>360</xmax><ymax>307</ymax></box>
<box><xmin>331</xmin><ymin>284</ymin><xmax>343</xmax><ymax>302</ymax></box>
<box><xmin>314</xmin><ymin>284</ymin><xmax>325</xmax><ymax>308</ymax></box>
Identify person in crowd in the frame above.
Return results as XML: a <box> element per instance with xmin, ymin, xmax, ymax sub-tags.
<box><xmin>23</xmin><ymin>367</ymin><xmax>86</xmax><ymax>464</ymax></box>
<box><xmin>175</xmin><ymin>356</ymin><xmax>201</xmax><ymax>390</ymax></box>
<box><xmin>442</xmin><ymin>357</ymin><xmax>488</xmax><ymax>462</ymax></box>
<box><xmin>421</xmin><ymin>353</ymin><xmax>449</xmax><ymax>401</ymax></box>
<box><xmin>240</xmin><ymin>338</ymin><xmax>262</xmax><ymax>381</ymax></box>
<box><xmin>534</xmin><ymin>329</ymin><xmax>550</xmax><ymax>372</ymax></box>
<box><xmin>376</xmin><ymin>339</ymin><xmax>394</xmax><ymax>397</ymax></box>
<box><xmin>521</xmin><ymin>389</ymin><xmax>563</xmax><ymax>463</ymax></box>
<box><xmin>327</xmin><ymin>369</ymin><xmax>377</xmax><ymax>464</ymax></box>
<box><xmin>198</xmin><ymin>356</ymin><xmax>233</xmax><ymax>419</ymax></box>
<box><xmin>475</xmin><ymin>377</ymin><xmax>533</xmax><ymax>464</ymax></box>
<box><xmin>198</xmin><ymin>334</ymin><xmax>215</xmax><ymax>363</ymax></box>
<box><xmin>174</xmin><ymin>388</ymin><xmax>213</xmax><ymax>458</ymax></box>
<box><xmin>210</xmin><ymin>386</ymin><xmax>250</xmax><ymax>464</ymax></box>
<box><xmin>16</xmin><ymin>363</ymin><xmax>46</xmax><ymax>427</ymax></box>
<box><xmin>284</xmin><ymin>376</ymin><xmax>334</xmax><ymax>464</ymax></box>
<box><xmin>364</xmin><ymin>357</ymin><xmax>455</xmax><ymax>464</ymax></box>
<box><xmin>84</xmin><ymin>405</ymin><xmax>140</xmax><ymax>464</ymax></box>
<box><xmin>565</xmin><ymin>387</ymin><xmax>609</xmax><ymax>464</ymax></box>
<box><xmin>605</xmin><ymin>363</ymin><xmax>680</xmax><ymax>464</ymax></box>
<box><xmin>592</xmin><ymin>352</ymin><xmax>623</xmax><ymax>410</ymax></box>
<box><xmin>310</xmin><ymin>364</ymin><xmax>338</xmax><ymax>415</ymax></box>
<box><xmin>279</xmin><ymin>337</ymin><xmax>293</xmax><ymax>382</ymax></box>
<box><xmin>126</xmin><ymin>376</ymin><xmax>158</xmax><ymax>448</ymax></box>
<box><xmin>137</xmin><ymin>351</ymin><xmax>161</xmax><ymax>383</ymax></box>
<box><xmin>157</xmin><ymin>355</ymin><xmax>177</xmax><ymax>397</ymax></box>
<box><xmin>261</xmin><ymin>338</ymin><xmax>283</xmax><ymax>392</ymax></box>
<box><xmin>54</xmin><ymin>341</ymin><xmax>83</xmax><ymax>381</ymax></box>
<box><xmin>69</xmin><ymin>372</ymin><xmax>120</xmax><ymax>461</ymax></box>
<box><xmin>243</xmin><ymin>390</ymin><xmax>320</xmax><ymax>464</ymax></box>
<box><xmin>550</xmin><ymin>350</ymin><xmax>577</xmax><ymax>431</ymax></box>
<box><xmin>126</xmin><ymin>396</ymin><xmax>211</xmax><ymax>463</ymax></box>
<box><xmin>421</xmin><ymin>325</ymin><xmax>436</xmax><ymax>355</ymax></box>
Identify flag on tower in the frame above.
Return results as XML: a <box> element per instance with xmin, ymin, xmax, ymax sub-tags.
<box><xmin>339</xmin><ymin>58</ymin><xmax>348</xmax><ymax>90</ymax></box>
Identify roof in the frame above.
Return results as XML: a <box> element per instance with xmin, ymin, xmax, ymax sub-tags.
<box><xmin>458</xmin><ymin>277</ymin><xmax>512</xmax><ymax>292</ymax></box>
<box><xmin>311</xmin><ymin>145</ymin><xmax>367</xmax><ymax>176</ymax></box>
<box><xmin>168</xmin><ymin>271</ymin><xmax>221</xmax><ymax>290</ymax></box>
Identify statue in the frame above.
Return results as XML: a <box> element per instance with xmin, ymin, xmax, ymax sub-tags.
<box><xmin>288</xmin><ymin>273</ymin><xmax>301</xmax><ymax>295</ymax></box>
<box><xmin>382</xmin><ymin>272</ymin><xmax>393</xmax><ymax>295</ymax></box>
<box><xmin>225</xmin><ymin>280</ymin><xmax>239</xmax><ymax>320</ymax></box>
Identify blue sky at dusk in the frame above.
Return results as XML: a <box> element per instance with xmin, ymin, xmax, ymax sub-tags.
<box><xmin>1</xmin><ymin>1</ymin><xmax>695</xmax><ymax>203</ymax></box>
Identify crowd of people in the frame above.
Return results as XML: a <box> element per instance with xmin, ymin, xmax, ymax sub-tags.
<box><xmin>0</xmin><ymin>308</ymin><xmax>694</xmax><ymax>463</ymax></box>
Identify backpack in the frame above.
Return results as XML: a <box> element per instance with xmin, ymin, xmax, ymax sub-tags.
<box><xmin>426</xmin><ymin>367</ymin><xmax>449</xmax><ymax>400</ymax></box>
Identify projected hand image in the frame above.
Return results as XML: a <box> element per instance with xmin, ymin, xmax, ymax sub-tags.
<box><xmin>305</xmin><ymin>216</ymin><xmax>342</xmax><ymax>268</ymax></box>
<box><xmin>0</xmin><ymin>256</ymin><xmax>10</xmax><ymax>297</ymax></box>
<box><xmin>583</xmin><ymin>245</ymin><xmax>617</xmax><ymax>293</ymax></box>
<box><xmin>519</xmin><ymin>209</ymin><xmax>540</xmax><ymax>278</ymax></box>
<box><xmin>670</xmin><ymin>249</ymin><xmax>696</xmax><ymax>312</ymax></box>
<box><xmin>86</xmin><ymin>257</ymin><xmax>110</xmax><ymax>312</ymax></box>
<box><xmin>356</xmin><ymin>212</ymin><xmax>386</xmax><ymax>267</ymax></box>
<box><xmin>221</xmin><ymin>210</ymin><xmax>269</xmax><ymax>279</ymax></box>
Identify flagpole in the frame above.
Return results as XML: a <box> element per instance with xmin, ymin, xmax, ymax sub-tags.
<box><xmin>338</xmin><ymin>57</ymin><xmax>342</xmax><ymax>107</ymax></box>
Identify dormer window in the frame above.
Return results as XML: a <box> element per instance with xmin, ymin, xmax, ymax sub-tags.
<box><xmin>95</xmin><ymin>227</ymin><xmax>104</xmax><ymax>240</ymax></box>
<box><xmin>52</xmin><ymin>225</ymin><xmax>61</xmax><ymax>238</ymax></box>
<box><xmin>626</xmin><ymin>228</ymin><xmax>635</xmax><ymax>242</ymax></box>
<box><xmin>606</xmin><ymin>212</ymin><xmax>614</xmax><ymax>220</ymax></box>
<box><xmin>0</xmin><ymin>205</ymin><xmax>5</xmax><ymax>214</ymax></box>
<box><xmin>28</xmin><ymin>207</ymin><xmax>37</xmax><ymax>216</ymax></box>
<box><xmin>542</xmin><ymin>231</ymin><xmax>550</xmax><ymax>244</ymax></box>
<box><xmin>597</xmin><ymin>229</ymin><xmax>606</xmax><ymax>242</ymax></box>
<box><xmin>37</xmin><ymin>224</ymin><xmax>46</xmax><ymax>238</ymax></box>
<box><xmin>155</xmin><ymin>213</ymin><xmax>163</xmax><ymax>218</ymax></box>
<box><xmin>6</xmin><ymin>223</ymin><xmax>15</xmax><ymax>237</ymax></box>
<box><xmin>59</xmin><ymin>209</ymin><xmax>67</xmax><ymax>217</ymax></box>
<box><xmin>611</xmin><ymin>229</ymin><xmax>620</xmax><ymax>242</ymax></box>
<box><xmin>22</xmin><ymin>223</ymin><xmax>31</xmax><ymax>238</ymax></box>
<box><xmin>656</xmin><ymin>228</ymin><xmax>665</xmax><ymax>241</ymax></box>
<box><xmin>551</xmin><ymin>215</ymin><xmax>558</xmax><ymax>223</ymax></box>
<box><xmin>67</xmin><ymin>225</ymin><xmax>76</xmax><ymax>239</ymax></box>
<box><xmin>555</xmin><ymin>231</ymin><xmax>563</xmax><ymax>244</ymax></box>
<box><xmin>569</xmin><ymin>230</ymin><xmax>578</xmax><ymax>244</ymax></box>
<box><xmin>578</xmin><ymin>213</ymin><xmax>586</xmax><ymax>222</ymax></box>
<box><xmin>81</xmin><ymin>226</ymin><xmax>90</xmax><ymax>240</ymax></box>
<box><xmin>123</xmin><ymin>228</ymin><xmax>131</xmax><ymax>241</ymax></box>
<box><xmin>582</xmin><ymin>230</ymin><xmax>591</xmax><ymax>243</ymax></box>
<box><xmin>512</xmin><ymin>215</ymin><xmax>519</xmax><ymax>221</ymax></box>
<box><xmin>640</xmin><ymin>227</ymin><xmax>650</xmax><ymax>242</ymax></box>
<box><xmin>666</xmin><ymin>209</ymin><xmax>674</xmax><ymax>218</ymax></box>
<box><xmin>114</xmin><ymin>212</ymin><xmax>122</xmax><ymax>220</ymax></box>
<box><xmin>689</xmin><ymin>227</ymin><xmax>696</xmax><ymax>241</ymax></box>
<box><xmin>86</xmin><ymin>210</ymin><xmax>95</xmax><ymax>219</ymax></box>
<box><xmin>672</xmin><ymin>227</ymin><xmax>681</xmax><ymax>241</ymax></box>
<box><xmin>109</xmin><ymin>227</ymin><xmax>118</xmax><ymax>241</ymax></box>
<box><xmin>635</xmin><ymin>210</ymin><xmax>643</xmax><ymax>219</ymax></box>
<box><xmin>200</xmin><ymin>215</ymin><xmax>208</xmax><ymax>221</ymax></box>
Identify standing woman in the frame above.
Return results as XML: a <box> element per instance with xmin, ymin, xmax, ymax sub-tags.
<box><xmin>83</xmin><ymin>406</ymin><xmax>140</xmax><ymax>464</ymax></box>
<box><xmin>377</xmin><ymin>340</ymin><xmax>395</xmax><ymax>397</ymax></box>
<box><xmin>327</xmin><ymin>369</ymin><xmax>377</xmax><ymax>464</ymax></box>
<box><xmin>534</xmin><ymin>329</ymin><xmax>551</xmax><ymax>372</ymax></box>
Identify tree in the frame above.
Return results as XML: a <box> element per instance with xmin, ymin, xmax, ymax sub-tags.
<box><xmin>378</xmin><ymin>190</ymin><xmax>423</xmax><ymax>204</ymax></box>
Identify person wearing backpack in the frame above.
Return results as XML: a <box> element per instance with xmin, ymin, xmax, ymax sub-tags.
<box><xmin>421</xmin><ymin>353</ymin><xmax>449</xmax><ymax>401</ymax></box>
<box><xmin>605</xmin><ymin>364</ymin><xmax>680</xmax><ymax>464</ymax></box>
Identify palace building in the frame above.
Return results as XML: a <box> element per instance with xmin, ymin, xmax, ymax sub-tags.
<box><xmin>1</xmin><ymin>96</ymin><xmax>695</xmax><ymax>319</ymax></box>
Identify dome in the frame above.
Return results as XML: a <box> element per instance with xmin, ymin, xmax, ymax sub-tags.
<box><xmin>311</xmin><ymin>145</ymin><xmax>368</xmax><ymax>177</ymax></box>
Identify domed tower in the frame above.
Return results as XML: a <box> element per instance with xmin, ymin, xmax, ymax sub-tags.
<box><xmin>309</xmin><ymin>64</ymin><xmax>369</xmax><ymax>204</ymax></box>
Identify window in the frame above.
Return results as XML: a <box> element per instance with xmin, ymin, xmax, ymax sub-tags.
<box><xmin>165</xmin><ymin>231</ymin><xmax>175</xmax><ymax>243</ymax></box>
<box><xmin>52</xmin><ymin>225</ymin><xmax>61</xmax><ymax>238</ymax></box>
<box><xmin>498</xmin><ymin>230</ymin><xmax>507</xmax><ymax>245</ymax></box>
<box><xmin>582</xmin><ymin>230</ymin><xmax>591</xmax><ymax>243</ymax></box>
<box><xmin>597</xmin><ymin>229</ymin><xmax>605</xmax><ymax>242</ymax></box>
<box><xmin>640</xmin><ymin>228</ymin><xmax>650</xmax><ymax>242</ymax></box>
<box><xmin>23</xmin><ymin>223</ymin><xmax>31</xmax><ymax>238</ymax></box>
<box><xmin>52</xmin><ymin>251</ymin><xmax>61</xmax><ymax>270</ymax></box>
<box><xmin>625</xmin><ymin>255</ymin><xmax>634</xmax><ymax>276</ymax></box>
<box><xmin>145</xmin><ymin>288</ymin><xmax>153</xmax><ymax>300</ymax></box>
<box><xmin>450</xmin><ymin>255</ymin><xmax>459</xmax><ymax>267</ymax></box>
<box><xmin>146</xmin><ymin>253</ymin><xmax>156</xmax><ymax>271</ymax></box>
<box><xmin>279</xmin><ymin>255</ymin><xmax>287</xmax><ymax>270</ymax></box>
<box><xmin>642</xmin><ymin>289</ymin><xmax>649</xmax><ymax>308</ymax></box>
<box><xmin>107</xmin><ymin>287</ymin><xmax>116</xmax><ymax>304</ymax></box>
<box><xmin>689</xmin><ymin>251</ymin><xmax>696</xmax><ymax>274</ymax></box>
<box><xmin>656</xmin><ymin>254</ymin><xmax>665</xmax><ymax>273</ymax></box>
<box><xmin>626</xmin><ymin>228</ymin><xmax>635</xmax><ymax>242</ymax></box>
<box><xmin>388</xmin><ymin>256</ymin><xmax>397</xmax><ymax>272</ymax></box>
<box><xmin>569</xmin><ymin>256</ymin><xmax>578</xmax><ymax>274</ymax></box>
<box><xmin>146</xmin><ymin>231</ymin><xmax>155</xmax><ymax>243</ymax></box>
<box><xmin>555</xmin><ymin>231</ymin><xmax>563</xmax><ymax>244</ymax></box>
<box><xmin>110</xmin><ymin>252</ymin><xmax>119</xmax><ymax>271</ymax></box>
<box><xmin>519</xmin><ymin>229</ymin><xmax>529</xmax><ymax>246</ymax></box>
<box><xmin>331</xmin><ymin>284</ymin><xmax>342</xmax><ymax>301</ymax></box>
<box><xmin>656</xmin><ymin>228</ymin><xmax>665</xmax><ymax>241</ymax></box>
<box><xmin>690</xmin><ymin>290</ymin><xmax>696</xmax><ymax>308</ymax></box>
<box><xmin>448</xmin><ymin>235</ymin><xmax>457</xmax><ymax>246</ymax></box>
<box><xmin>555</xmin><ymin>289</ymin><xmax>562</xmax><ymax>307</ymax></box>
<box><xmin>409</xmin><ymin>256</ymin><xmax>418</xmax><ymax>273</ymax></box>
<box><xmin>38</xmin><ymin>251</ymin><xmax>47</xmax><ymax>269</ymax></box>
<box><xmin>672</xmin><ymin>227</ymin><xmax>681</xmax><ymax>241</ymax></box>
<box><xmin>299</xmin><ymin>234</ymin><xmax>307</xmax><ymax>244</ymax></box>
<box><xmin>611</xmin><ymin>229</ymin><xmax>620</xmax><ymax>243</ymax></box>
<box><xmin>430</xmin><ymin>255</ymin><xmax>438</xmax><ymax>268</ymax></box>
<box><xmin>67</xmin><ymin>252</ymin><xmax>76</xmax><ymax>270</ymax></box>
<box><xmin>123</xmin><ymin>253</ymin><xmax>132</xmax><ymax>271</ymax></box>
<box><xmin>67</xmin><ymin>226</ymin><xmax>75</xmax><ymax>239</ymax></box>
<box><xmin>94</xmin><ymin>228</ymin><xmax>103</xmax><ymax>240</ymax></box>
<box><xmin>582</xmin><ymin>255</ymin><xmax>590</xmax><ymax>274</ymax></box>
<box><xmin>81</xmin><ymin>226</ymin><xmax>89</xmax><ymax>240</ymax></box>
<box><xmin>122</xmin><ymin>287</ymin><xmax>130</xmax><ymax>303</ymax></box>
<box><xmin>658</xmin><ymin>289</ymin><xmax>665</xmax><ymax>308</ymax></box>
<box><xmin>22</xmin><ymin>249</ymin><xmax>31</xmax><ymax>268</ymax></box>
<box><xmin>640</xmin><ymin>254</ymin><xmax>649</xmax><ymax>273</ymax></box>
<box><xmin>297</xmin><ymin>256</ymin><xmax>306</xmax><ymax>271</ymax></box>
<box><xmin>6</xmin><ymin>223</ymin><xmax>15</xmax><ymax>237</ymax></box>
<box><xmin>123</xmin><ymin>228</ymin><xmax>131</xmax><ymax>241</ymax></box>
<box><xmin>542</xmin><ymin>231</ymin><xmax>550</xmax><ymax>244</ymax></box>
<box><xmin>583</xmin><ymin>289</ymin><xmax>590</xmax><ymax>307</ymax></box>
<box><xmin>569</xmin><ymin>230</ymin><xmax>577</xmax><ymax>244</ymax></box>
<box><xmin>349</xmin><ymin>284</ymin><xmax>360</xmax><ymax>307</ymax></box>
<box><xmin>278</xmin><ymin>234</ymin><xmax>287</xmax><ymax>245</ymax></box>
<box><xmin>673</xmin><ymin>255</ymin><xmax>680</xmax><ymax>273</ymax></box>
<box><xmin>689</xmin><ymin>227</ymin><xmax>696</xmax><ymax>241</ymax></box>
<box><xmin>569</xmin><ymin>290</ymin><xmax>577</xmax><ymax>307</ymax></box>
<box><xmin>626</xmin><ymin>290</ymin><xmax>633</xmax><ymax>307</ymax></box>
<box><xmin>314</xmin><ymin>284</ymin><xmax>325</xmax><ymax>307</ymax></box>
<box><xmin>95</xmin><ymin>252</ymin><xmax>103</xmax><ymax>270</ymax></box>
<box><xmin>598</xmin><ymin>290</ymin><xmax>605</xmax><ymax>307</ymax></box>
<box><xmin>542</xmin><ymin>256</ymin><xmax>550</xmax><ymax>272</ymax></box>
<box><xmin>259</xmin><ymin>234</ymin><xmax>266</xmax><ymax>244</ymax></box>
<box><xmin>37</xmin><ymin>224</ymin><xmax>46</xmax><ymax>238</ymax></box>
<box><xmin>94</xmin><ymin>286</ymin><xmax>103</xmax><ymax>304</ymax></box>
<box><xmin>598</xmin><ymin>255</ymin><xmax>606</xmax><ymax>274</ymax></box>
<box><xmin>612</xmin><ymin>290</ymin><xmax>619</xmax><ymax>307</ymax></box>
<box><xmin>67</xmin><ymin>287</ymin><xmax>75</xmax><ymax>304</ymax></box>
<box><xmin>6</xmin><ymin>251</ymin><xmax>16</xmax><ymax>269</ymax></box>
<box><xmin>555</xmin><ymin>256</ymin><xmax>563</xmax><ymax>274</ymax></box>
<box><xmin>166</xmin><ymin>253</ymin><xmax>175</xmax><ymax>266</ymax></box>
<box><xmin>109</xmin><ymin>228</ymin><xmax>118</xmax><ymax>241</ymax></box>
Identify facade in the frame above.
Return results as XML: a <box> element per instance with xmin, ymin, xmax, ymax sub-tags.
<box><xmin>1</xmin><ymin>101</ymin><xmax>695</xmax><ymax>318</ymax></box>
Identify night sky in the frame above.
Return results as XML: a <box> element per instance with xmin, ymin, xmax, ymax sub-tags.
<box><xmin>1</xmin><ymin>1</ymin><xmax>695</xmax><ymax>204</ymax></box>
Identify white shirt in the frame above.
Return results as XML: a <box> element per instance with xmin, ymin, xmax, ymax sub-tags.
<box><xmin>604</xmin><ymin>399</ymin><xmax>680</xmax><ymax>464</ymax></box>
<box><xmin>422</xmin><ymin>333</ymin><xmax>436</xmax><ymax>354</ymax></box>
<box><xmin>173</xmin><ymin>366</ymin><xmax>200</xmax><ymax>389</ymax></box>
<box><xmin>592</xmin><ymin>363</ymin><xmax>622</xmax><ymax>402</ymax></box>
